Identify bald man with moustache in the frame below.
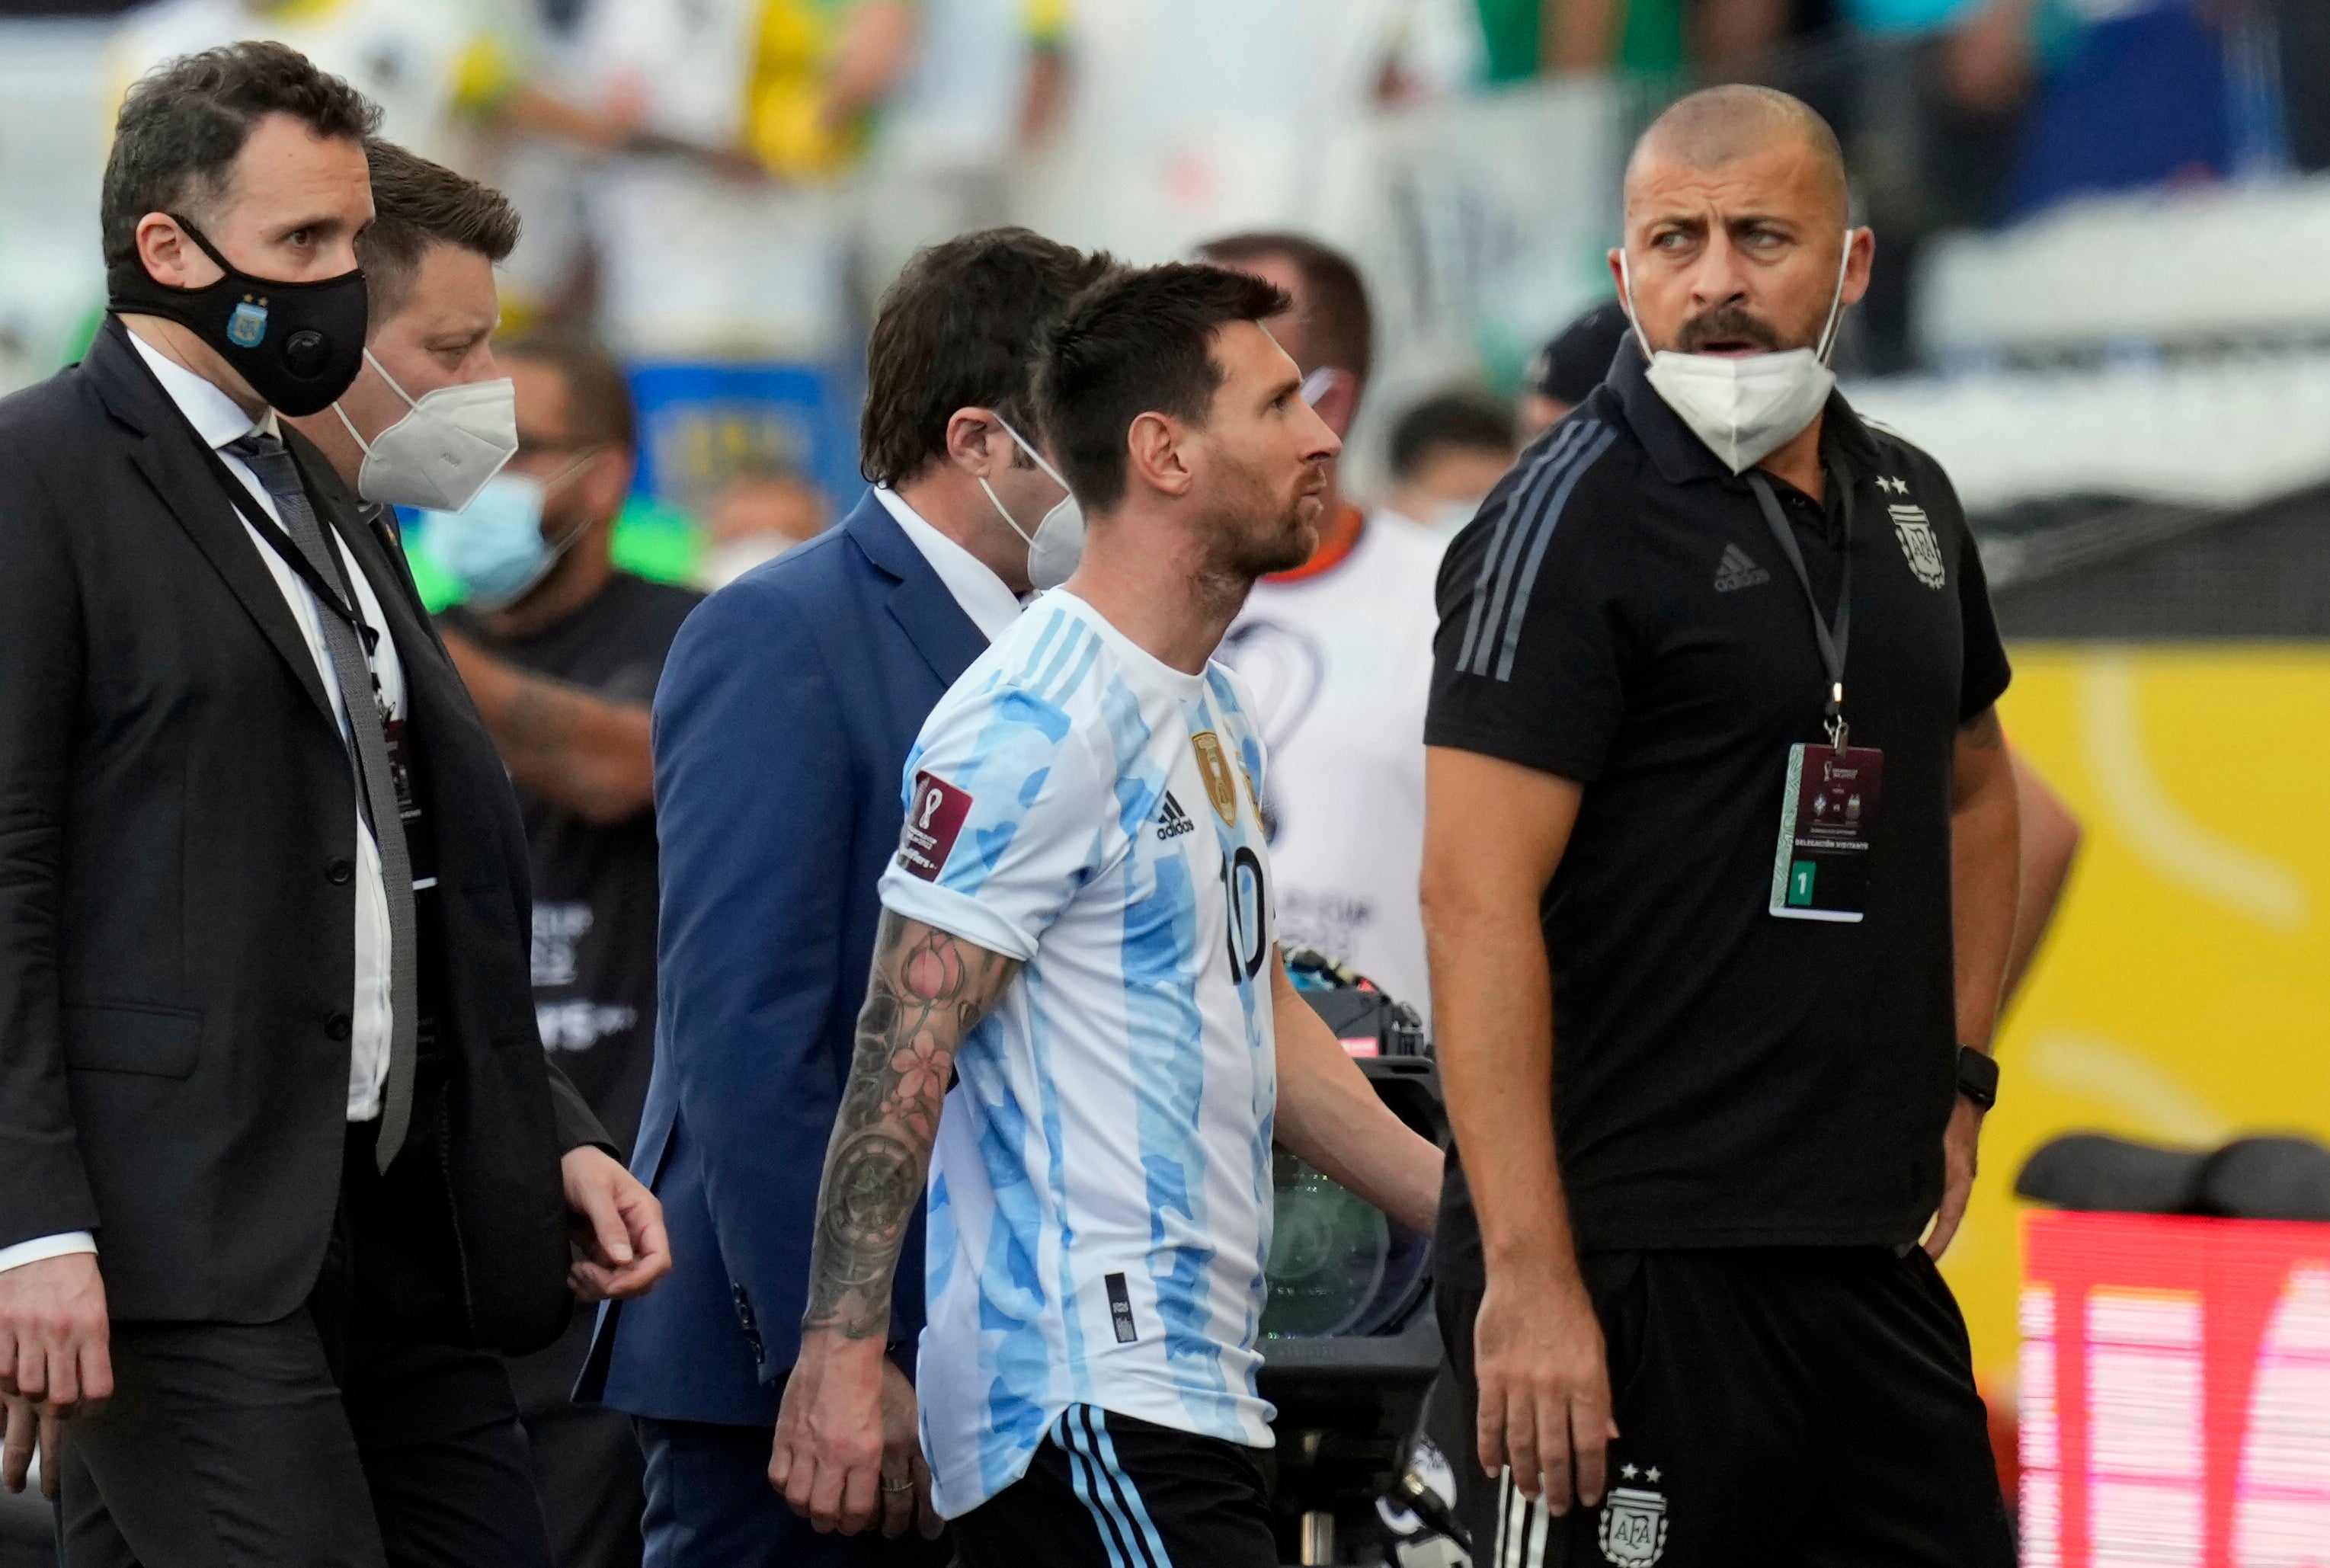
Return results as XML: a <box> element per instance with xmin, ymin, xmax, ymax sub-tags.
<box><xmin>1422</xmin><ymin>86</ymin><xmax>2020</xmax><ymax>1567</ymax></box>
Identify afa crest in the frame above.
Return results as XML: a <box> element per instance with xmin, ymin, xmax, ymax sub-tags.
<box><xmin>226</xmin><ymin>300</ymin><xmax>270</xmax><ymax>349</ymax></box>
<box><xmin>1888</xmin><ymin>504</ymin><xmax>1948</xmax><ymax>590</ymax></box>
<box><xmin>1599</xmin><ymin>1483</ymin><xmax>1669</xmax><ymax>1566</ymax></box>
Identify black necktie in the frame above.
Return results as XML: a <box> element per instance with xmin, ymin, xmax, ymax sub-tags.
<box><xmin>226</xmin><ymin>432</ymin><xmax>418</xmax><ymax>1171</ymax></box>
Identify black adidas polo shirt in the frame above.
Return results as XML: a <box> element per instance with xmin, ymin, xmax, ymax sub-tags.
<box><xmin>1426</xmin><ymin>344</ymin><xmax>2012</xmax><ymax>1251</ymax></box>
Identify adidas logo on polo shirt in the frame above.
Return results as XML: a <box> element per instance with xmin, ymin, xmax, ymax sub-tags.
<box><xmin>1714</xmin><ymin>543</ymin><xmax>1771</xmax><ymax>594</ymax></box>
<box><xmin>1157</xmin><ymin>791</ymin><xmax>1196</xmax><ymax>840</ymax></box>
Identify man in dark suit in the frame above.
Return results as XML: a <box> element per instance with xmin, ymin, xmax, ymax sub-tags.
<box><xmin>586</xmin><ymin>229</ymin><xmax>1111</xmax><ymax>1567</ymax></box>
<box><xmin>286</xmin><ymin>143</ymin><xmax>681</xmax><ymax>1567</ymax></box>
<box><xmin>434</xmin><ymin>337</ymin><xmax>703</xmax><ymax>1568</ymax></box>
<box><xmin>0</xmin><ymin>44</ymin><xmax>668</xmax><ymax>1567</ymax></box>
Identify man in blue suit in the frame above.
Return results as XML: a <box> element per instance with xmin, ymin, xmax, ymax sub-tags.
<box><xmin>584</xmin><ymin>229</ymin><xmax>1113</xmax><ymax>1566</ymax></box>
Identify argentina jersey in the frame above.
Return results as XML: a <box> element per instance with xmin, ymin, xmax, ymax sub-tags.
<box><xmin>876</xmin><ymin>590</ymin><xmax>1279</xmax><ymax>1519</ymax></box>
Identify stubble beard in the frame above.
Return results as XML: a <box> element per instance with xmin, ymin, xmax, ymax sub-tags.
<box><xmin>1244</xmin><ymin>495</ymin><xmax>1320</xmax><ymax>579</ymax></box>
<box><xmin>1181</xmin><ymin>453</ymin><xmax>1325</xmax><ymax>637</ymax></box>
<box><xmin>1214</xmin><ymin>456</ymin><xmax>1321</xmax><ymax>584</ymax></box>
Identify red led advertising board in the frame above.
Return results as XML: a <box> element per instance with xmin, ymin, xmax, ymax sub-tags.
<box><xmin>2021</xmin><ymin>1212</ymin><xmax>2330</xmax><ymax>1566</ymax></box>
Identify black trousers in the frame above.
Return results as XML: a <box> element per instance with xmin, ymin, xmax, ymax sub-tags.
<box><xmin>56</xmin><ymin>1122</ymin><xmax>557</xmax><ymax>1568</ymax></box>
<box><xmin>509</xmin><ymin>1310</ymin><xmax>643</xmax><ymax>1568</ymax></box>
<box><xmin>1436</xmin><ymin>1240</ymin><xmax>2015</xmax><ymax>1568</ymax></box>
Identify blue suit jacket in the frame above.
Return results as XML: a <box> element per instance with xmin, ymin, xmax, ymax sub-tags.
<box><xmin>586</xmin><ymin>494</ymin><xmax>987</xmax><ymax>1424</ymax></box>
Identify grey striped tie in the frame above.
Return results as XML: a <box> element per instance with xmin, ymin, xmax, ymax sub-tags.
<box><xmin>227</xmin><ymin>432</ymin><xmax>418</xmax><ymax>1172</ymax></box>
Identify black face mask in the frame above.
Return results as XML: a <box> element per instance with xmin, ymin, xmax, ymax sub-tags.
<box><xmin>107</xmin><ymin>217</ymin><xmax>368</xmax><ymax>416</ymax></box>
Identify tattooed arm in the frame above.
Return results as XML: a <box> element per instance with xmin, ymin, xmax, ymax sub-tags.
<box><xmin>1930</xmin><ymin>704</ymin><xmax>2020</xmax><ymax>1259</ymax></box>
<box><xmin>439</xmin><ymin>629</ymin><xmax>655</xmax><ymax>824</ymax></box>
<box><xmin>800</xmin><ymin>911</ymin><xmax>1019</xmax><ymax>1337</ymax></box>
<box><xmin>770</xmin><ymin>910</ymin><xmax>1020</xmax><ymax>1536</ymax></box>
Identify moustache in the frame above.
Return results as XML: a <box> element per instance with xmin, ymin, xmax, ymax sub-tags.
<box><xmin>1675</xmin><ymin>305</ymin><xmax>1784</xmax><ymax>353</ymax></box>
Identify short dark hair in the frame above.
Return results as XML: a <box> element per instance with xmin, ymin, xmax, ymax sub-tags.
<box><xmin>1388</xmin><ymin>391</ymin><xmax>1515</xmax><ymax>482</ymax></box>
<box><xmin>497</xmin><ymin>334</ymin><xmax>636</xmax><ymax>454</ymax></box>
<box><xmin>1195</xmin><ymin>231</ymin><xmax>1373</xmax><ymax>386</ymax></box>
<box><xmin>1531</xmin><ymin>301</ymin><xmax>1632</xmax><ymax>407</ymax></box>
<box><xmin>1034</xmin><ymin>263</ymin><xmax>1291</xmax><ymax>515</ymax></box>
<box><xmin>860</xmin><ymin>228</ymin><xmax>1115</xmax><ymax>488</ymax></box>
<box><xmin>103</xmin><ymin>41</ymin><xmax>379</xmax><ymax>266</ymax></box>
<box><xmin>356</xmin><ymin>139</ymin><xmax>520</xmax><ymax>324</ymax></box>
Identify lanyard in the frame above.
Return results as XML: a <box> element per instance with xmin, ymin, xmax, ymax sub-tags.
<box><xmin>1746</xmin><ymin>466</ymin><xmax>1854</xmax><ymax>751</ymax></box>
<box><xmin>126</xmin><ymin>322</ymin><xmax>382</xmax><ymax>656</ymax></box>
<box><xmin>194</xmin><ymin>436</ymin><xmax>389</xmax><ymax>664</ymax></box>
<box><xmin>194</xmin><ymin>438</ymin><xmax>360</xmax><ymax>629</ymax></box>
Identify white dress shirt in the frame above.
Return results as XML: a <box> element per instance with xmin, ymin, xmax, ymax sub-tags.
<box><xmin>875</xmin><ymin>485</ymin><xmax>1023</xmax><ymax>641</ymax></box>
<box><xmin>0</xmin><ymin>334</ymin><xmax>408</xmax><ymax>1277</ymax></box>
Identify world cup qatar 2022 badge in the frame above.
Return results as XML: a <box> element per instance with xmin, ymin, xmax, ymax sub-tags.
<box><xmin>226</xmin><ymin>299</ymin><xmax>270</xmax><ymax>348</ymax></box>
<box><xmin>1888</xmin><ymin>502</ymin><xmax>1948</xmax><ymax>590</ymax></box>
<box><xmin>1190</xmin><ymin>731</ymin><xmax>1239</xmax><ymax>825</ymax></box>
<box><xmin>1598</xmin><ymin>1477</ymin><xmax>1669</xmax><ymax>1567</ymax></box>
<box><xmin>897</xmin><ymin>771</ymin><xmax>973</xmax><ymax>882</ymax></box>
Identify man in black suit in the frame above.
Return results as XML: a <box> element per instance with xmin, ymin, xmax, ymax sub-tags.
<box><xmin>284</xmin><ymin>148</ymin><xmax>671</xmax><ymax>1568</ymax></box>
<box><xmin>428</xmin><ymin>338</ymin><xmax>700</xmax><ymax>1568</ymax></box>
<box><xmin>0</xmin><ymin>43</ymin><xmax>670</xmax><ymax>1567</ymax></box>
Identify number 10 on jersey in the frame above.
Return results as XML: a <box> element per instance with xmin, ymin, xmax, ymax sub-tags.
<box><xmin>1218</xmin><ymin>847</ymin><xmax>1268</xmax><ymax>982</ymax></box>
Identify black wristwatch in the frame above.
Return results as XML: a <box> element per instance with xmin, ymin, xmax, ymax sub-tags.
<box><xmin>1955</xmin><ymin>1045</ymin><xmax>1999</xmax><ymax>1111</ymax></box>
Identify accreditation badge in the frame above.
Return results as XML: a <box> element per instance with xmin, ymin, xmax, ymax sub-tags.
<box><xmin>1768</xmin><ymin>744</ymin><xmax>1886</xmax><ymax>922</ymax></box>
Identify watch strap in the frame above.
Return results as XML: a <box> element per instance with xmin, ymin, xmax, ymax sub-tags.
<box><xmin>1956</xmin><ymin>1045</ymin><xmax>1999</xmax><ymax>1110</ymax></box>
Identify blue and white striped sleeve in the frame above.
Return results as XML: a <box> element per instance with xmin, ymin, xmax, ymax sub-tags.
<box><xmin>877</xmin><ymin>679</ymin><xmax>1115</xmax><ymax>963</ymax></box>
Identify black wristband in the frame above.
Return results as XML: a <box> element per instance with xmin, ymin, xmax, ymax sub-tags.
<box><xmin>1955</xmin><ymin>1045</ymin><xmax>1999</xmax><ymax>1111</ymax></box>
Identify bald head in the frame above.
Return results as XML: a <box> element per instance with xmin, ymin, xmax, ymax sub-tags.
<box><xmin>1609</xmin><ymin>82</ymin><xmax>1871</xmax><ymax>365</ymax></box>
<box><xmin>1627</xmin><ymin>85</ymin><xmax>1848</xmax><ymax>227</ymax></box>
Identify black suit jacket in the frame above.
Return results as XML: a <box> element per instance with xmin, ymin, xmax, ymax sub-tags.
<box><xmin>0</xmin><ymin>318</ymin><xmax>600</xmax><ymax>1352</ymax></box>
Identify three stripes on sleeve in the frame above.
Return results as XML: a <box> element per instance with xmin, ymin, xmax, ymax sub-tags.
<box><xmin>1453</xmin><ymin>418</ymin><xmax>1619</xmax><ymax>683</ymax></box>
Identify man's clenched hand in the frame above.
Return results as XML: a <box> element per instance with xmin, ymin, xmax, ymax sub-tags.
<box><xmin>561</xmin><ymin>1147</ymin><xmax>673</xmax><ymax>1301</ymax></box>
<box><xmin>771</xmin><ymin>1329</ymin><xmax>892</xmax><ymax>1534</ymax></box>
<box><xmin>0</xmin><ymin>1253</ymin><xmax>110</xmax><ymax>1418</ymax></box>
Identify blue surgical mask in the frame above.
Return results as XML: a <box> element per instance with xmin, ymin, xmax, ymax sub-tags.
<box><xmin>421</xmin><ymin>460</ymin><xmax>591</xmax><ymax>610</ymax></box>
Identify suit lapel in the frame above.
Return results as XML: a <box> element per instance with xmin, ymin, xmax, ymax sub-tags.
<box><xmin>91</xmin><ymin>331</ymin><xmax>340</xmax><ymax>728</ymax></box>
<box><xmin>885</xmin><ymin>573</ymin><xmax>987</xmax><ymax>688</ymax></box>
<box><xmin>840</xmin><ymin>494</ymin><xmax>990</xmax><ymax>686</ymax></box>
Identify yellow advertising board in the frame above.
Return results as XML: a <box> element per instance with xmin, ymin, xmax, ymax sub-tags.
<box><xmin>1941</xmin><ymin>645</ymin><xmax>2330</xmax><ymax>1382</ymax></box>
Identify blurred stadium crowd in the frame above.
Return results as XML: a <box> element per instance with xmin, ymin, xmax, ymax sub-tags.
<box><xmin>3</xmin><ymin>0</ymin><xmax>2328</xmax><ymax>560</ymax></box>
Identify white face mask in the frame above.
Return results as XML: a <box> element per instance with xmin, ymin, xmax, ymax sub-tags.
<box><xmin>982</xmin><ymin>414</ymin><xmax>1085</xmax><ymax>590</ymax></box>
<box><xmin>334</xmin><ymin>349</ymin><xmax>519</xmax><ymax>511</ymax></box>
<box><xmin>1618</xmin><ymin>234</ymin><xmax>1853</xmax><ymax>474</ymax></box>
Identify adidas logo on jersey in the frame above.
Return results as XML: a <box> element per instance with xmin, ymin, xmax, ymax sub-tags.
<box><xmin>1714</xmin><ymin>542</ymin><xmax>1771</xmax><ymax>593</ymax></box>
<box><xmin>1157</xmin><ymin>792</ymin><xmax>1196</xmax><ymax>840</ymax></box>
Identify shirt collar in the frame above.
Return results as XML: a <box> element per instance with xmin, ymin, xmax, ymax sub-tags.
<box><xmin>1606</xmin><ymin>333</ymin><xmax>1880</xmax><ymax>491</ymax></box>
<box><xmin>125</xmin><ymin>328</ymin><xmax>279</xmax><ymax>451</ymax></box>
<box><xmin>874</xmin><ymin>486</ymin><xmax>1023</xmax><ymax>642</ymax></box>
